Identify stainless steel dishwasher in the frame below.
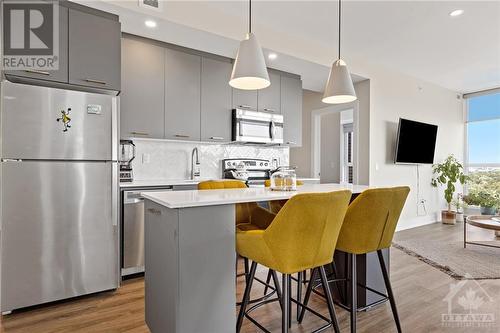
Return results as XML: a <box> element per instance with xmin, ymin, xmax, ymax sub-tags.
<box><xmin>122</xmin><ymin>187</ymin><xmax>173</xmax><ymax>276</ymax></box>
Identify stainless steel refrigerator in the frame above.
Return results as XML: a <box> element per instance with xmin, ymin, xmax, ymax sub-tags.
<box><xmin>0</xmin><ymin>81</ymin><xmax>119</xmax><ymax>312</ymax></box>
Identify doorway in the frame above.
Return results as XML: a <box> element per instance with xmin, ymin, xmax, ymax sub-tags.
<box><xmin>311</xmin><ymin>107</ymin><xmax>357</xmax><ymax>184</ymax></box>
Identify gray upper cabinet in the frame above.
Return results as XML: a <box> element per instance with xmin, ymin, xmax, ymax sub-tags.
<box><xmin>118</xmin><ymin>36</ymin><xmax>303</xmax><ymax>144</ymax></box>
<box><xmin>120</xmin><ymin>38</ymin><xmax>165</xmax><ymax>139</ymax></box>
<box><xmin>68</xmin><ymin>8</ymin><xmax>121</xmax><ymax>90</ymax></box>
<box><xmin>3</xmin><ymin>5</ymin><xmax>68</xmax><ymax>83</ymax></box>
<box><xmin>257</xmin><ymin>70</ymin><xmax>281</xmax><ymax>113</ymax></box>
<box><xmin>232</xmin><ymin>88</ymin><xmax>257</xmax><ymax>111</ymax></box>
<box><xmin>164</xmin><ymin>48</ymin><xmax>201</xmax><ymax>141</ymax></box>
<box><xmin>281</xmin><ymin>75</ymin><xmax>303</xmax><ymax>147</ymax></box>
<box><xmin>201</xmin><ymin>57</ymin><xmax>232</xmax><ymax>142</ymax></box>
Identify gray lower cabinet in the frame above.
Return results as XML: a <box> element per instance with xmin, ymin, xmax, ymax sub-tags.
<box><xmin>201</xmin><ymin>57</ymin><xmax>232</xmax><ymax>142</ymax></box>
<box><xmin>232</xmin><ymin>88</ymin><xmax>258</xmax><ymax>111</ymax></box>
<box><xmin>257</xmin><ymin>70</ymin><xmax>281</xmax><ymax>113</ymax></box>
<box><xmin>164</xmin><ymin>49</ymin><xmax>201</xmax><ymax>141</ymax></box>
<box><xmin>281</xmin><ymin>75</ymin><xmax>303</xmax><ymax>146</ymax></box>
<box><xmin>120</xmin><ymin>38</ymin><xmax>165</xmax><ymax>139</ymax></box>
<box><xmin>68</xmin><ymin>8</ymin><xmax>121</xmax><ymax>90</ymax></box>
<box><xmin>3</xmin><ymin>5</ymin><xmax>68</xmax><ymax>83</ymax></box>
<box><xmin>145</xmin><ymin>201</ymin><xmax>236</xmax><ymax>333</ymax></box>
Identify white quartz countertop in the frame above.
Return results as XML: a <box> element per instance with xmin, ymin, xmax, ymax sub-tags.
<box><xmin>120</xmin><ymin>178</ymin><xmax>320</xmax><ymax>188</ymax></box>
<box><xmin>141</xmin><ymin>183</ymin><xmax>369</xmax><ymax>209</ymax></box>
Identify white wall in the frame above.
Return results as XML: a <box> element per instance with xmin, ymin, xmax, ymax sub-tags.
<box><xmin>292</xmin><ymin>63</ymin><xmax>463</xmax><ymax>230</ymax></box>
<box><xmin>320</xmin><ymin>112</ymin><xmax>341</xmax><ymax>183</ymax></box>
<box><xmin>350</xmin><ymin>61</ymin><xmax>464</xmax><ymax>230</ymax></box>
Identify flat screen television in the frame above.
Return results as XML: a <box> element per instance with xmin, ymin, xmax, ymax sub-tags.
<box><xmin>395</xmin><ymin>118</ymin><xmax>438</xmax><ymax>164</ymax></box>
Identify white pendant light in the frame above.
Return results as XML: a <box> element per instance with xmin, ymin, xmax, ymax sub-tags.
<box><xmin>229</xmin><ymin>0</ymin><xmax>270</xmax><ymax>90</ymax></box>
<box><xmin>323</xmin><ymin>0</ymin><xmax>357</xmax><ymax>104</ymax></box>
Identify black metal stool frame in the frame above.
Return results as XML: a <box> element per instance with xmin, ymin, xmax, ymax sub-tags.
<box><xmin>237</xmin><ymin>261</ymin><xmax>341</xmax><ymax>333</ymax></box>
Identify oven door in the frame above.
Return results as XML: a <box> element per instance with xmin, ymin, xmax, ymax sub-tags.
<box><xmin>232</xmin><ymin>109</ymin><xmax>283</xmax><ymax>144</ymax></box>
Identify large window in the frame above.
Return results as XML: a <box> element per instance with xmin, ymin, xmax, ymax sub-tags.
<box><xmin>465</xmin><ymin>92</ymin><xmax>500</xmax><ymax>207</ymax></box>
<box><xmin>467</xmin><ymin>92</ymin><xmax>500</xmax><ymax>167</ymax></box>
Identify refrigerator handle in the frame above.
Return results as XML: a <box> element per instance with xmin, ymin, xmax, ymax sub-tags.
<box><xmin>111</xmin><ymin>97</ymin><xmax>119</xmax><ymax>161</ymax></box>
<box><xmin>111</xmin><ymin>162</ymin><xmax>118</xmax><ymax>227</ymax></box>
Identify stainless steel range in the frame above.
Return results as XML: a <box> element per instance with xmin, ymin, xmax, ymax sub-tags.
<box><xmin>222</xmin><ymin>158</ymin><xmax>272</xmax><ymax>187</ymax></box>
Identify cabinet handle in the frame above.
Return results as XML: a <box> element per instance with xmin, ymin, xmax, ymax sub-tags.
<box><xmin>210</xmin><ymin>136</ymin><xmax>224</xmax><ymax>140</ymax></box>
<box><xmin>174</xmin><ymin>134</ymin><xmax>190</xmax><ymax>138</ymax></box>
<box><xmin>130</xmin><ymin>131</ymin><xmax>149</xmax><ymax>136</ymax></box>
<box><xmin>238</xmin><ymin>105</ymin><xmax>252</xmax><ymax>109</ymax></box>
<box><xmin>84</xmin><ymin>78</ymin><xmax>107</xmax><ymax>85</ymax></box>
<box><xmin>264</xmin><ymin>108</ymin><xmax>276</xmax><ymax>113</ymax></box>
<box><xmin>25</xmin><ymin>69</ymin><xmax>50</xmax><ymax>76</ymax></box>
<box><xmin>287</xmin><ymin>141</ymin><xmax>297</xmax><ymax>145</ymax></box>
<box><xmin>147</xmin><ymin>208</ymin><xmax>162</xmax><ymax>216</ymax></box>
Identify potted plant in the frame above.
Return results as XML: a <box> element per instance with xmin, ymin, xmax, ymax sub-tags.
<box><xmin>464</xmin><ymin>190</ymin><xmax>499</xmax><ymax>215</ymax></box>
<box><xmin>452</xmin><ymin>194</ymin><xmax>467</xmax><ymax>223</ymax></box>
<box><xmin>431</xmin><ymin>155</ymin><xmax>467</xmax><ymax>224</ymax></box>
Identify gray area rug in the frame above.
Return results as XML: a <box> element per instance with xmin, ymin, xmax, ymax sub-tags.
<box><xmin>392</xmin><ymin>239</ymin><xmax>500</xmax><ymax>280</ymax></box>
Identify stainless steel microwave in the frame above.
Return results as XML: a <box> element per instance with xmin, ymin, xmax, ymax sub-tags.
<box><xmin>232</xmin><ymin>109</ymin><xmax>284</xmax><ymax>144</ymax></box>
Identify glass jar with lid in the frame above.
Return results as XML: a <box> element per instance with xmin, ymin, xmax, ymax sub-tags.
<box><xmin>270</xmin><ymin>167</ymin><xmax>297</xmax><ymax>191</ymax></box>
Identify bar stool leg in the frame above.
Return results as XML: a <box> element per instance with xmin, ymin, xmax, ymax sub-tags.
<box><xmin>243</xmin><ymin>257</ymin><xmax>250</xmax><ymax>283</ymax></box>
<box><xmin>282</xmin><ymin>274</ymin><xmax>290</xmax><ymax>333</ymax></box>
<box><xmin>237</xmin><ymin>261</ymin><xmax>257</xmax><ymax>333</ymax></box>
<box><xmin>330</xmin><ymin>261</ymin><xmax>346</xmax><ymax>304</ymax></box>
<box><xmin>296</xmin><ymin>271</ymin><xmax>303</xmax><ymax>320</ymax></box>
<box><xmin>377</xmin><ymin>250</ymin><xmax>402</xmax><ymax>333</ymax></box>
<box><xmin>271</xmin><ymin>270</ymin><xmax>283</xmax><ymax>310</ymax></box>
<box><xmin>288</xmin><ymin>275</ymin><xmax>292</xmax><ymax>328</ymax></box>
<box><xmin>350</xmin><ymin>253</ymin><xmax>357</xmax><ymax>333</ymax></box>
<box><xmin>297</xmin><ymin>268</ymin><xmax>317</xmax><ymax>323</ymax></box>
<box><xmin>263</xmin><ymin>270</ymin><xmax>272</xmax><ymax>295</ymax></box>
<box><xmin>319</xmin><ymin>266</ymin><xmax>341</xmax><ymax>333</ymax></box>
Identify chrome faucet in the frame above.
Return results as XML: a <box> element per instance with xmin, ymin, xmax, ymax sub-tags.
<box><xmin>191</xmin><ymin>147</ymin><xmax>201</xmax><ymax>180</ymax></box>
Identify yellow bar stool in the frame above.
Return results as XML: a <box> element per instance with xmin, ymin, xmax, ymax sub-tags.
<box><xmin>301</xmin><ymin>187</ymin><xmax>410</xmax><ymax>333</ymax></box>
<box><xmin>263</xmin><ymin>178</ymin><xmax>308</xmax><ymax>319</ymax></box>
<box><xmin>236</xmin><ymin>190</ymin><xmax>352</xmax><ymax>333</ymax></box>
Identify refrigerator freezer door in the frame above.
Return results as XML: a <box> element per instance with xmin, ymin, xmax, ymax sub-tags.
<box><xmin>1</xmin><ymin>81</ymin><xmax>115</xmax><ymax>161</ymax></box>
<box><xmin>1</xmin><ymin>161</ymin><xmax>119</xmax><ymax>312</ymax></box>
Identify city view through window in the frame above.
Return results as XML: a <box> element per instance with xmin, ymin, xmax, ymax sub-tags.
<box><xmin>465</xmin><ymin>92</ymin><xmax>500</xmax><ymax>211</ymax></box>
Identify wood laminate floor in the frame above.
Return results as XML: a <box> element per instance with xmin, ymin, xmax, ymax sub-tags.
<box><xmin>1</xmin><ymin>222</ymin><xmax>500</xmax><ymax>333</ymax></box>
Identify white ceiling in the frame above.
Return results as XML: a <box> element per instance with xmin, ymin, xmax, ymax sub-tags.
<box><xmin>81</xmin><ymin>0</ymin><xmax>500</xmax><ymax>93</ymax></box>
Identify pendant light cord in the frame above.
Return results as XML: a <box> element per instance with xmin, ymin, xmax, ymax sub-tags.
<box><xmin>249</xmin><ymin>0</ymin><xmax>252</xmax><ymax>34</ymax></box>
<box><xmin>338</xmin><ymin>0</ymin><xmax>341</xmax><ymax>60</ymax></box>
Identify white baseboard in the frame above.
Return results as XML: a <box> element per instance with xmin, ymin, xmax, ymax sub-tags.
<box><xmin>396</xmin><ymin>212</ymin><xmax>440</xmax><ymax>231</ymax></box>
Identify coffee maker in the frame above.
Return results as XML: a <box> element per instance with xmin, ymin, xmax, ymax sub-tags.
<box><xmin>119</xmin><ymin>140</ymin><xmax>135</xmax><ymax>182</ymax></box>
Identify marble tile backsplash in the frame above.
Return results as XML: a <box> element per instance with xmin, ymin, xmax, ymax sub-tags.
<box><xmin>131</xmin><ymin>139</ymin><xmax>289</xmax><ymax>181</ymax></box>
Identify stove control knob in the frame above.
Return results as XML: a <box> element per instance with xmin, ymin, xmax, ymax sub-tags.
<box><xmin>265</xmin><ymin>163</ymin><xmax>268</xmax><ymax>166</ymax></box>
<box><xmin>260</xmin><ymin>162</ymin><xmax>263</xmax><ymax>166</ymax></box>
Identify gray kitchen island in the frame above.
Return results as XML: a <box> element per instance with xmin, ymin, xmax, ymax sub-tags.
<box><xmin>142</xmin><ymin>184</ymin><xmax>369</xmax><ymax>333</ymax></box>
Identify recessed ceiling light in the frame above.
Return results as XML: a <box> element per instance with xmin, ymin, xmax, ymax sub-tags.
<box><xmin>268</xmin><ymin>53</ymin><xmax>278</xmax><ymax>60</ymax></box>
<box><xmin>145</xmin><ymin>20</ymin><xmax>157</xmax><ymax>28</ymax></box>
<box><xmin>449</xmin><ymin>9</ymin><xmax>464</xmax><ymax>17</ymax></box>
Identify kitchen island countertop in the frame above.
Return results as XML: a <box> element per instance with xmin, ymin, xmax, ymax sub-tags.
<box><xmin>142</xmin><ymin>183</ymin><xmax>369</xmax><ymax>209</ymax></box>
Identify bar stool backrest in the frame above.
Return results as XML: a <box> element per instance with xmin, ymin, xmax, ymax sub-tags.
<box><xmin>262</xmin><ymin>190</ymin><xmax>352</xmax><ymax>274</ymax></box>
<box><xmin>336</xmin><ymin>186</ymin><xmax>410</xmax><ymax>254</ymax></box>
